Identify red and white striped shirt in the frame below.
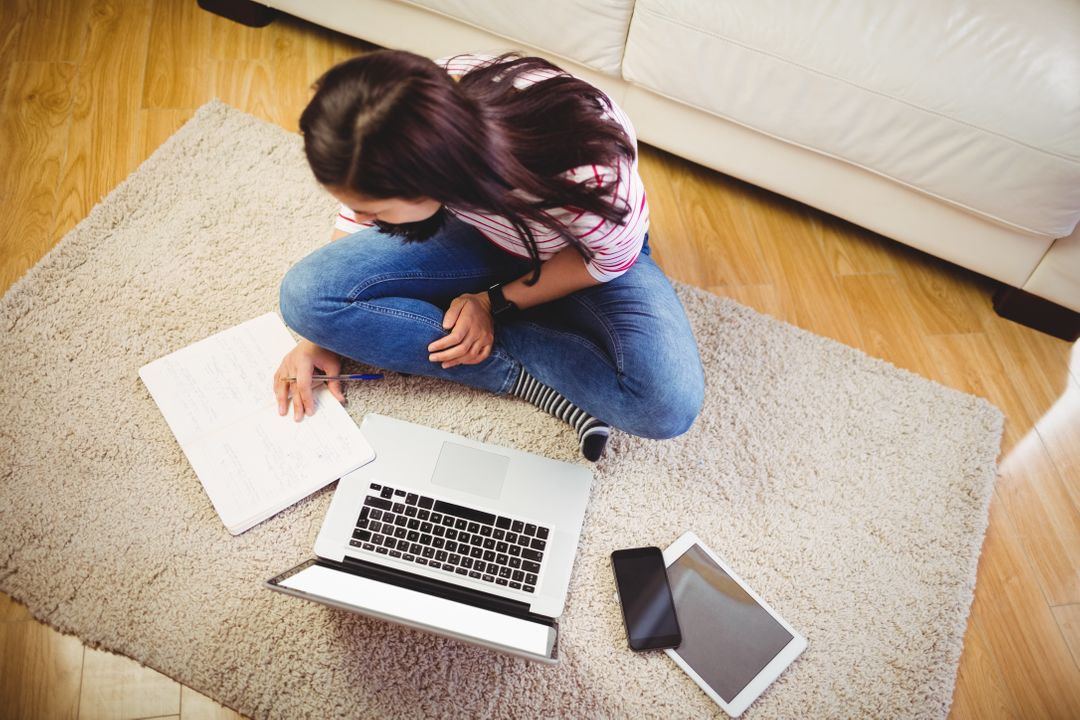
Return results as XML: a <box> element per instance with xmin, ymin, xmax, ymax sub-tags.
<box><xmin>334</xmin><ymin>53</ymin><xmax>649</xmax><ymax>282</ymax></box>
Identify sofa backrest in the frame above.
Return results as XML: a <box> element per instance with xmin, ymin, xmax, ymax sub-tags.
<box><xmin>622</xmin><ymin>0</ymin><xmax>1080</xmax><ymax>238</ymax></box>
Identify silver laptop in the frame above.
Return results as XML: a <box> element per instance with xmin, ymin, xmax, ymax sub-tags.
<box><xmin>266</xmin><ymin>413</ymin><xmax>592</xmax><ymax>663</ymax></box>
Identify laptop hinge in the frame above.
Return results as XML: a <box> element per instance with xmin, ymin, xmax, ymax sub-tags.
<box><xmin>330</xmin><ymin>556</ymin><xmax>555</xmax><ymax>626</ymax></box>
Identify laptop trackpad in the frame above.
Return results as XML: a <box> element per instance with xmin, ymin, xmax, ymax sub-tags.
<box><xmin>430</xmin><ymin>441</ymin><xmax>508</xmax><ymax>500</ymax></box>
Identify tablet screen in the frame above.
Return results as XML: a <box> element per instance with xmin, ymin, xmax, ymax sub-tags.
<box><xmin>667</xmin><ymin>544</ymin><xmax>793</xmax><ymax>702</ymax></box>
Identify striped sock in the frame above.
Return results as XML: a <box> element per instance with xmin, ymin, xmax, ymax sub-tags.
<box><xmin>511</xmin><ymin>369</ymin><xmax>610</xmax><ymax>461</ymax></box>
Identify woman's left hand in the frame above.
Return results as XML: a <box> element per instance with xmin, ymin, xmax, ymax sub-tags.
<box><xmin>428</xmin><ymin>292</ymin><xmax>495</xmax><ymax>368</ymax></box>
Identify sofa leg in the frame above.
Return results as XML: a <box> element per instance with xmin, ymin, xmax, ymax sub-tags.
<box><xmin>197</xmin><ymin>0</ymin><xmax>274</xmax><ymax>27</ymax></box>
<box><xmin>992</xmin><ymin>286</ymin><xmax>1080</xmax><ymax>342</ymax></box>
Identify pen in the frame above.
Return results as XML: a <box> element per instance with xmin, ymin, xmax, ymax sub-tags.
<box><xmin>283</xmin><ymin>373</ymin><xmax>384</xmax><ymax>382</ymax></box>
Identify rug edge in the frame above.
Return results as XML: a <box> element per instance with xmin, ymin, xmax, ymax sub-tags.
<box><xmin>677</xmin><ymin>283</ymin><xmax>1007</xmax><ymax>431</ymax></box>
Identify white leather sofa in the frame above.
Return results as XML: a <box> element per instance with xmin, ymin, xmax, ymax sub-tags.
<box><xmin>245</xmin><ymin>0</ymin><xmax>1080</xmax><ymax>337</ymax></box>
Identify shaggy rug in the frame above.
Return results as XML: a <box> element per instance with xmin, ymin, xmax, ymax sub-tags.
<box><xmin>0</xmin><ymin>101</ymin><xmax>1003</xmax><ymax>719</ymax></box>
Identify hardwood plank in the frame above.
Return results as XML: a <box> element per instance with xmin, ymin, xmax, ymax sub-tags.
<box><xmin>142</xmin><ymin>0</ymin><xmax>214</xmax><ymax>109</ymax></box>
<box><xmin>837</xmin><ymin>273</ymin><xmax>940</xmax><ymax>379</ymax></box>
<box><xmin>923</xmin><ymin>332</ymin><xmax>1040</xmax><ymax>454</ymax></box>
<box><xmin>0</xmin><ymin>61</ymin><xmax>77</xmax><ymax>293</ymax></box>
<box><xmin>997</xmin><ymin>430</ymin><xmax>1080</xmax><ymax>606</ymax></box>
<box><xmin>323</xmin><ymin>36</ymin><xmax>371</xmax><ymax>69</ymax></box>
<box><xmin>982</xmin><ymin>311</ymin><xmax>1074</xmax><ymax>432</ymax></box>
<box><xmin>0</xmin><ymin>58</ymin><xmax>13</xmax><ymax>110</ymax></box>
<box><xmin>51</xmin><ymin>0</ymin><xmax>153</xmax><ymax>242</ymax></box>
<box><xmin>659</xmin><ymin>154</ymin><xmax>774</xmax><ymax>289</ymax></box>
<box><xmin>0</xmin><ymin>1</ymin><xmax>23</xmax><ymax>64</ymax></box>
<box><xmin>637</xmin><ymin>153</ymin><xmax>721</xmax><ymax>286</ymax></box>
<box><xmin>1035</xmin><ymin>371</ymin><xmax>1080</xmax><ymax>508</ymax></box>
<box><xmin>0</xmin><ymin>620</ymin><xmax>84</xmax><ymax>720</ymax></box>
<box><xmin>926</xmin><ymin>332</ymin><xmax>1080</xmax><ymax>606</ymax></box>
<box><xmin>738</xmin><ymin>195</ymin><xmax>865</xmax><ymax>346</ymax></box>
<box><xmin>211</xmin><ymin>15</ymin><xmax>369</xmax><ymax>132</ymax></box>
<box><xmin>1052</xmin><ymin>603</ymin><xmax>1080</xmax><ymax>672</ymax></box>
<box><xmin>895</xmin><ymin>252</ymin><xmax>990</xmax><ymax>337</ymax></box>
<box><xmin>962</xmin><ymin>494</ymin><xmax>1080</xmax><ymax>718</ymax></box>
<box><xmin>707</xmin><ymin>282</ymin><xmax>784</xmax><ymax>321</ymax></box>
<box><xmin>920</xmin><ymin>326</ymin><xmax>1078</xmax><ymax>716</ymax></box>
<box><xmin>210</xmin><ymin>59</ymin><xmax>276</xmax><ymax>126</ymax></box>
<box><xmin>0</xmin><ymin>592</ymin><xmax>33</xmax><ymax>623</ymax></box>
<box><xmin>208</xmin><ymin>6</ymin><xmax>277</xmax><ymax>60</ymax></box>
<box><xmin>6</xmin><ymin>0</ymin><xmax>93</xmax><ymax>63</ymax></box>
<box><xmin>137</xmin><ymin>108</ymin><xmax>195</xmax><ymax>160</ymax></box>
<box><xmin>813</xmin><ymin>212</ymin><xmax>899</xmax><ymax>277</ymax></box>
<box><xmin>949</xmin><ymin>621</ymin><xmax>1018</xmax><ymax>719</ymax></box>
<box><xmin>180</xmin><ymin>686</ymin><xmax>246</xmax><ymax>719</ymax></box>
<box><xmin>264</xmin><ymin>20</ymin><xmax>311</xmax><ymax>132</ymax></box>
<box><xmin>637</xmin><ymin>148</ymin><xmax>694</xmax><ymax>278</ymax></box>
<box><xmin>305</xmin><ymin>18</ymin><xmax>374</xmax><ymax>67</ymax></box>
<box><xmin>78</xmin><ymin>646</ymin><xmax>180</xmax><ymax>720</ymax></box>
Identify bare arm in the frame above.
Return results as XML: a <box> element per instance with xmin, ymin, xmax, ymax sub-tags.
<box><xmin>500</xmin><ymin>245</ymin><xmax>601</xmax><ymax>309</ymax></box>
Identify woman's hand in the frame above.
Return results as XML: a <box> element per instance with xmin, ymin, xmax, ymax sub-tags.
<box><xmin>273</xmin><ymin>339</ymin><xmax>346</xmax><ymax>421</ymax></box>
<box><xmin>428</xmin><ymin>292</ymin><xmax>495</xmax><ymax>368</ymax></box>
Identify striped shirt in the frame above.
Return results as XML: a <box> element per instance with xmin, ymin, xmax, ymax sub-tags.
<box><xmin>334</xmin><ymin>53</ymin><xmax>649</xmax><ymax>282</ymax></box>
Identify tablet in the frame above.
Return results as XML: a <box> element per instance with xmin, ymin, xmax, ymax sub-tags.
<box><xmin>662</xmin><ymin>532</ymin><xmax>806</xmax><ymax>717</ymax></box>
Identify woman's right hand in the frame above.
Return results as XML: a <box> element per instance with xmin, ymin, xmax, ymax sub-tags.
<box><xmin>273</xmin><ymin>339</ymin><xmax>346</xmax><ymax>421</ymax></box>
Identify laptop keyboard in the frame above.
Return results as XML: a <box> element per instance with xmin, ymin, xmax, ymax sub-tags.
<box><xmin>350</xmin><ymin>482</ymin><xmax>549</xmax><ymax>594</ymax></box>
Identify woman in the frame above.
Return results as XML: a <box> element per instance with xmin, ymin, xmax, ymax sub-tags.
<box><xmin>275</xmin><ymin>50</ymin><xmax>704</xmax><ymax>461</ymax></box>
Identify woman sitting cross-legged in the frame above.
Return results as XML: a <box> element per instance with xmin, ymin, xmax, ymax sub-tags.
<box><xmin>275</xmin><ymin>50</ymin><xmax>705</xmax><ymax>461</ymax></box>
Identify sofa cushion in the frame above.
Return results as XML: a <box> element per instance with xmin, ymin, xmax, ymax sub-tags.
<box><xmin>403</xmin><ymin>0</ymin><xmax>635</xmax><ymax>76</ymax></box>
<box><xmin>622</xmin><ymin>0</ymin><xmax>1080</xmax><ymax>238</ymax></box>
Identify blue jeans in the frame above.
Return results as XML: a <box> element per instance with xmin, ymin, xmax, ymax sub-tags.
<box><xmin>279</xmin><ymin>218</ymin><xmax>704</xmax><ymax>439</ymax></box>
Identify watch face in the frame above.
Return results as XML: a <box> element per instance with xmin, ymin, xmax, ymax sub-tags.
<box><xmin>488</xmin><ymin>285</ymin><xmax>514</xmax><ymax>315</ymax></box>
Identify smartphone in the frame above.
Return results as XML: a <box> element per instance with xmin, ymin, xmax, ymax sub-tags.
<box><xmin>611</xmin><ymin>546</ymin><xmax>682</xmax><ymax>651</ymax></box>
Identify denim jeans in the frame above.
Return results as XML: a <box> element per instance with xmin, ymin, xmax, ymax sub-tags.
<box><xmin>279</xmin><ymin>218</ymin><xmax>705</xmax><ymax>439</ymax></box>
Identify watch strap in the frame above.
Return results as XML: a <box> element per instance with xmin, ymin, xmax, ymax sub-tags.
<box><xmin>487</xmin><ymin>283</ymin><xmax>518</xmax><ymax>319</ymax></box>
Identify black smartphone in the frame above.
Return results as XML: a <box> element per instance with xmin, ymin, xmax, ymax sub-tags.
<box><xmin>611</xmin><ymin>546</ymin><xmax>682</xmax><ymax>651</ymax></box>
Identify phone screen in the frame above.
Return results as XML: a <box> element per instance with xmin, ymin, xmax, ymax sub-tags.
<box><xmin>611</xmin><ymin>547</ymin><xmax>682</xmax><ymax>650</ymax></box>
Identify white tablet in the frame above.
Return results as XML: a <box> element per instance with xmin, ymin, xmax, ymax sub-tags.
<box><xmin>662</xmin><ymin>532</ymin><xmax>806</xmax><ymax>717</ymax></box>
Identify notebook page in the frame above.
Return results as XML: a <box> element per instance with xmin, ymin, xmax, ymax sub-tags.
<box><xmin>184</xmin><ymin>387</ymin><xmax>373</xmax><ymax>534</ymax></box>
<box><xmin>140</xmin><ymin>312</ymin><xmax>375</xmax><ymax>534</ymax></box>
<box><xmin>139</xmin><ymin>313</ymin><xmax>295</xmax><ymax>446</ymax></box>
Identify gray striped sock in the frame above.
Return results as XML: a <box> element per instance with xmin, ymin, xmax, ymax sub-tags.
<box><xmin>511</xmin><ymin>369</ymin><xmax>609</xmax><ymax>461</ymax></box>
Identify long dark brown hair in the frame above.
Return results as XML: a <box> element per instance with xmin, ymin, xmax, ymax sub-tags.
<box><xmin>299</xmin><ymin>50</ymin><xmax>636</xmax><ymax>282</ymax></box>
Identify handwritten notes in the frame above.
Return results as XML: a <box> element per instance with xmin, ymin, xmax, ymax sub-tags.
<box><xmin>140</xmin><ymin>313</ymin><xmax>375</xmax><ymax>534</ymax></box>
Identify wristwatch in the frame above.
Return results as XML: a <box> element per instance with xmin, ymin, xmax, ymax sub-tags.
<box><xmin>487</xmin><ymin>283</ymin><xmax>519</xmax><ymax>320</ymax></box>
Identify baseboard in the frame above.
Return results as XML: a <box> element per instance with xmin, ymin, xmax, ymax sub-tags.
<box><xmin>992</xmin><ymin>286</ymin><xmax>1080</xmax><ymax>342</ymax></box>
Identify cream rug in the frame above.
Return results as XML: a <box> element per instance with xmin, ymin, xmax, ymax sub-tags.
<box><xmin>0</xmin><ymin>101</ymin><xmax>1003</xmax><ymax>719</ymax></box>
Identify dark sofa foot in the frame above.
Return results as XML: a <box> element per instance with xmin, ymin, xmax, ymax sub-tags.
<box><xmin>197</xmin><ymin>0</ymin><xmax>274</xmax><ymax>27</ymax></box>
<box><xmin>992</xmin><ymin>286</ymin><xmax>1080</xmax><ymax>342</ymax></box>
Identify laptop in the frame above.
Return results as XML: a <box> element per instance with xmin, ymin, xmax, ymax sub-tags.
<box><xmin>266</xmin><ymin>413</ymin><xmax>593</xmax><ymax>663</ymax></box>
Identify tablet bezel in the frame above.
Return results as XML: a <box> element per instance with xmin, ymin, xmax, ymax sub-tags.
<box><xmin>662</xmin><ymin>531</ymin><xmax>806</xmax><ymax>717</ymax></box>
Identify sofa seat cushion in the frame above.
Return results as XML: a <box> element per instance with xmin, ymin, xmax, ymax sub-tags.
<box><xmin>622</xmin><ymin>0</ymin><xmax>1080</xmax><ymax>238</ymax></box>
<box><xmin>403</xmin><ymin>0</ymin><xmax>635</xmax><ymax>76</ymax></box>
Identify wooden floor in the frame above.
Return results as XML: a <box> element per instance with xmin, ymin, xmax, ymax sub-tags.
<box><xmin>1</xmin><ymin>1</ymin><xmax>1077</xmax><ymax>717</ymax></box>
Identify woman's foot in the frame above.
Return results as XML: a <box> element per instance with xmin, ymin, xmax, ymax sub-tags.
<box><xmin>578</xmin><ymin>420</ymin><xmax>610</xmax><ymax>461</ymax></box>
<box><xmin>511</xmin><ymin>369</ymin><xmax>610</xmax><ymax>461</ymax></box>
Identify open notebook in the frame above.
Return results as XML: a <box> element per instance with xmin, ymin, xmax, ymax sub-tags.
<box><xmin>139</xmin><ymin>312</ymin><xmax>375</xmax><ymax>534</ymax></box>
